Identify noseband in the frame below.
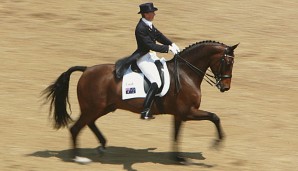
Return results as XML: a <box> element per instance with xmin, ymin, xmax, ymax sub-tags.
<box><xmin>212</xmin><ymin>49</ymin><xmax>234</xmax><ymax>87</ymax></box>
<box><xmin>173</xmin><ymin>48</ymin><xmax>234</xmax><ymax>93</ymax></box>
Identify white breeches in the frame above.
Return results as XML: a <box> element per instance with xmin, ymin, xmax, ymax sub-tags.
<box><xmin>137</xmin><ymin>52</ymin><xmax>162</xmax><ymax>88</ymax></box>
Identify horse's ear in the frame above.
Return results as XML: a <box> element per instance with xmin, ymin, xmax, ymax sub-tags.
<box><xmin>230</xmin><ymin>43</ymin><xmax>240</xmax><ymax>51</ymax></box>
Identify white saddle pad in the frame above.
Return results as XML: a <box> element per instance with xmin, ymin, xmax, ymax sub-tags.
<box><xmin>122</xmin><ymin>58</ymin><xmax>170</xmax><ymax>100</ymax></box>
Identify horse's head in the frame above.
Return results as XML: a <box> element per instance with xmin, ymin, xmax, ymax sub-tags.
<box><xmin>174</xmin><ymin>41</ymin><xmax>239</xmax><ymax>93</ymax></box>
<box><xmin>209</xmin><ymin>43</ymin><xmax>239</xmax><ymax>92</ymax></box>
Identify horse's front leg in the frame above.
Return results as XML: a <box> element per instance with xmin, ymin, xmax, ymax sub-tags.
<box><xmin>185</xmin><ymin>109</ymin><xmax>225</xmax><ymax>146</ymax></box>
<box><xmin>172</xmin><ymin>116</ymin><xmax>188</xmax><ymax>164</ymax></box>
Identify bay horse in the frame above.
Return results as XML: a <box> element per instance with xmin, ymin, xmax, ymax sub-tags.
<box><xmin>42</xmin><ymin>40</ymin><xmax>239</xmax><ymax>163</ymax></box>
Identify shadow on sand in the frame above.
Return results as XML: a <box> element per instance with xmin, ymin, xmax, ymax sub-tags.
<box><xmin>27</xmin><ymin>146</ymin><xmax>214</xmax><ymax>171</ymax></box>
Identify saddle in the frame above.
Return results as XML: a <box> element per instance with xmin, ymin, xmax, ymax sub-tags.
<box><xmin>121</xmin><ymin>58</ymin><xmax>170</xmax><ymax>100</ymax></box>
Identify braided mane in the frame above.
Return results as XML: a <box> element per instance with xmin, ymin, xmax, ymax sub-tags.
<box><xmin>180</xmin><ymin>40</ymin><xmax>227</xmax><ymax>54</ymax></box>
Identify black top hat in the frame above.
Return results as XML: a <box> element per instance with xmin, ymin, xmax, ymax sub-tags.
<box><xmin>138</xmin><ymin>3</ymin><xmax>158</xmax><ymax>14</ymax></box>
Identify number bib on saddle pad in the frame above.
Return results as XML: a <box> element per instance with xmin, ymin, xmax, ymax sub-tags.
<box><xmin>122</xmin><ymin>57</ymin><xmax>170</xmax><ymax>100</ymax></box>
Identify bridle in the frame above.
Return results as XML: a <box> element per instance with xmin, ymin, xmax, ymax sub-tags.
<box><xmin>173</xmin><ymin>47</ymin><xmax>234</xmax><ymax>93</ymax></box>
<box><xmin>211</xmin><ymin>49</ymin><xmax>234</xmax><ymax>89</ymax></box>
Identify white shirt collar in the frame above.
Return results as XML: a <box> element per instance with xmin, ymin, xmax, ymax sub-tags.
<box><xmin>142</xmin><ymin>18</ymin><xmax>153</xmax><ymax>29</ymax></box>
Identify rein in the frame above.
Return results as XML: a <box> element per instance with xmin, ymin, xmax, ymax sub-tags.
<box><xmin>173</xmin><ymin>49</ymin><xmax>233</xmax><ymax>93</ymax></box>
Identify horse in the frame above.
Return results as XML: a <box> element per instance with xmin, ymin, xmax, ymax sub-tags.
<box><xmin>42</xmin><ymin>40</ymin><xmax>239</xmax><ymax>164</ymax></box>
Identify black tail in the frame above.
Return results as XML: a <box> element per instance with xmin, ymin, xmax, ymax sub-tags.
<box><xmin>42</xmin><ymin>66</ymin><xmax>87</xmax><ymax>129</ymax></box>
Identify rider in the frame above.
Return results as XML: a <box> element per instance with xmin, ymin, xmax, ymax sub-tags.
<box><xmin>115</xmin><ymin>2</ymin><xmax>180</xmax><ymax>120</ymax></box>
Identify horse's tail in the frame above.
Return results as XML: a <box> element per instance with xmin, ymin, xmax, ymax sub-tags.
<box><xmin>42</xmin><ymin>66</ymin><xmax>87</xmax><ymax>129</ymax></box>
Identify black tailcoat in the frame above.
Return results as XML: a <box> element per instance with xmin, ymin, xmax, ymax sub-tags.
<box><xmin>115</xmin><ymin>19</ymin><xmax>172</xmax><ymax>78</ymax></box>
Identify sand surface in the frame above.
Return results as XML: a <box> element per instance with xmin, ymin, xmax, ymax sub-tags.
<box><xmin>1</xmin><ymin>1</ymin><xmax>298</xmax><ymax>170</ymax></box>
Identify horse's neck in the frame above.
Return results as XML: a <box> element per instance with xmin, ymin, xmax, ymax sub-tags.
<box><xmin>168</xmin><ymin>42</ymin><xmax>226</xmax><ymax>90</ymax></box>
<box><xmin>185</xmin><ymin>55</ymin><xmax>209</xmax><ymax>85</ymax></box>
<box><xmin>182</xmin><ymin>51</ymin><xmax>210</xmax><ymax>73</ymax></box>
<box><xmin>167</xmin><ymin>53</ymin><xmax>209</xmax><ymax>89</ymax></box>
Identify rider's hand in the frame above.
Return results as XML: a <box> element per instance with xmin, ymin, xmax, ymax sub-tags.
<box><xmin>169</xmin><ymin>45</ymin><xmax>179</xmax><ymax>55</ymax></box>
<box><xmin>172</xmin><ymin>43</ymin><xmax>180</xmax><ymax>53</ymax></box>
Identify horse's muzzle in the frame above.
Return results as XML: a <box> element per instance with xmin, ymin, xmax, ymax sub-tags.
<box><xmin>216</xmin><ymin>82</ymin><xmax>230</xmax><ymax>92</ymax></box>
<box><xmin>220</xmin><ymin>86</ymin><xmax>230</xmax><ymax>92</ymax></box>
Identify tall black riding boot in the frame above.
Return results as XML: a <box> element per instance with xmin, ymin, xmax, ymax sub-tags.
<box><xmin>140</xmin><ymin>82</ymin><xmax>159</xmax><ymax>120</ymax></box>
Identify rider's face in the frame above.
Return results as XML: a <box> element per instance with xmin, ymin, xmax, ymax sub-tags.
<box><xmin>144</xmin><ymin>12</ymin><xmax>155</xmax><ymax>21</ymax></box>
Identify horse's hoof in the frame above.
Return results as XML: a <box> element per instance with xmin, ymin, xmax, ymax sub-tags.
<box><xmin>73</xmin><ymin>156</ymin><xmax>92</xmax><ymax>164</ymax></box>
<box><xmin>211</xmin><ymin>139</ymin><xmax>223</xmax><ymax>150</ymax></box>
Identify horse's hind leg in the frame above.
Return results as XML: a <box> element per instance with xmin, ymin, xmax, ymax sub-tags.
<box><xmin>88</xmin><ymin>121</ymin><xmax>106</xmax><ymax>150</ymax></box>
<box><xmin>70</xmin><ymin>115</ymin><xmax>88</xmax><ymax>161</ymax></box>
<box><xmin>71</xmin><ymin>104</ymin><xmax>112</xmax><ymax>162</ymax></box>
<box><xmin>88</xmin><ymin>104</ymin><xmax>117</xmax><ymax>151</ymax></box>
